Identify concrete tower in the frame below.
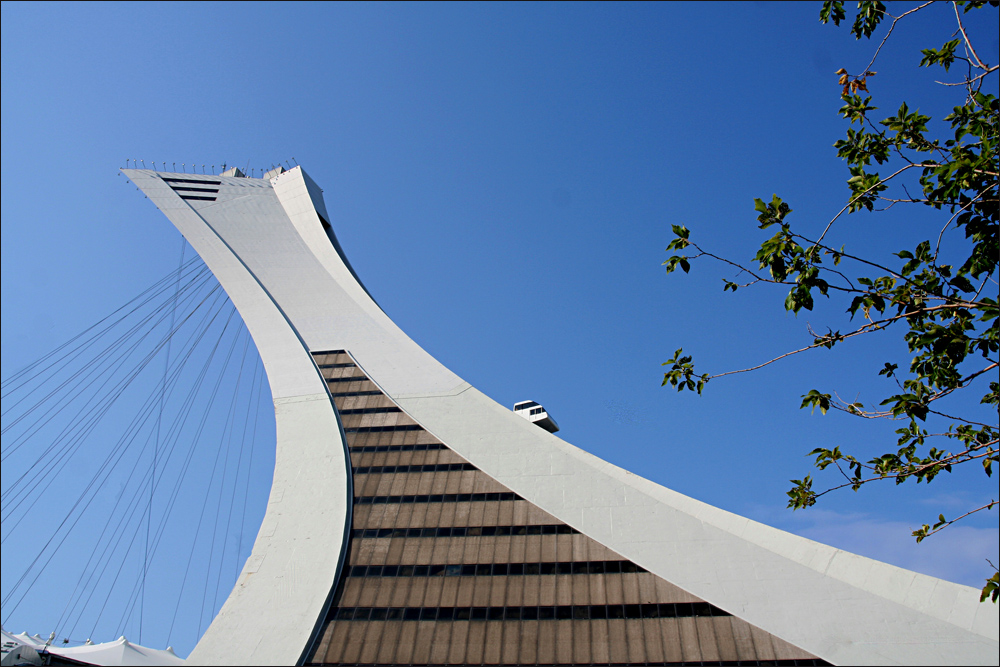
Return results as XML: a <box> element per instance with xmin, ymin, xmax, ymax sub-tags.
<box><xmin>123</xmin><ymin>166</ymin><xmax>998</xmax><ymax>666</ymax></box>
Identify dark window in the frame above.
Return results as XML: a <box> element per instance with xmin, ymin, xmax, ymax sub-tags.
<box><xmin>692</xmin><ymin>601</ymin><xmax>715</xmax><ymax>616</ymax></box>
<box><xmin>326</xmin><ymin>602</ymin><xmax>731</xmax><ymax>624</ymax></box>
<box><xmin>338</xmin><ymin>407</ymin><xmax>401</xmax><ymax>415</ymax></box>
<box><xmin>170</xmin><ymin>186</ymin><xmax>220</xmax><ymax>193</ymax></box>
<box><xmin>349</xmin><ymin>443</ymin><xmax>447</xmax><ymax>453</ymax></box>
<box><xmin>351</xmin><ymin>524</ymin><xmax>578</xmax><ymax>539</ymax></box>
<box><xmin>352</xmin><ymin>463</ymin><xmax>477</xmax><ymax>474</ymax></box>
<box><xmin>344</xmin><ymin>424</ymin><xmax>423</xmax><ymax>433</ymax></box>
<box><xmin>162</xmin><ymin>178</ymin><xmax>222</xmax><ymax>185</ymax></box>
<box><xmin>325</xmin><ymin>376</ymin><xmax>370</xmax><ymax>383</ymax></box>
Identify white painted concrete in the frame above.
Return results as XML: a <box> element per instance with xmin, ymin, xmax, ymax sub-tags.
<box><xmin>123</xmin><ymin>170</ymin><xmax>350</xmax><ymax>666</ymax></box>
<box><xmin>126</xmin><ymin>166</ymin><xmax>999</xmax><ymax>666</ymax></box>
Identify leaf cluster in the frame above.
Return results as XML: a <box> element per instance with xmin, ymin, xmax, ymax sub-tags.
<box><xmin>663</xmin><ymin>1</ymin><xmax>999</xmax><ymax>601</ymax></box>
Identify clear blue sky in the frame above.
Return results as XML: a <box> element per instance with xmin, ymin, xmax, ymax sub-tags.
<box><xmin>2</xmin><ymin>1</ymin><xmax>997</xmax><ymax>657</ymax></box>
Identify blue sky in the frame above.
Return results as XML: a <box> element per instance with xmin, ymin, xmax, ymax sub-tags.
<box><xmin>2</xmin><ymin>1</ymin><xmax>997</xmax><ymax>657</ymax></box>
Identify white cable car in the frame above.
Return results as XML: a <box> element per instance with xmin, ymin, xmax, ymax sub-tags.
<box><xmin>512</xmin><ymin>400</ymin><xmax>559</xmax><ymax>433</ymax></box>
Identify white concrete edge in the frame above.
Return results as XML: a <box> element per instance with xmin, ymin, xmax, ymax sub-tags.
<box><xmin>123</xmin><ymin>170</ymin><xmax>352</xmax><ymax>666</ymax></box>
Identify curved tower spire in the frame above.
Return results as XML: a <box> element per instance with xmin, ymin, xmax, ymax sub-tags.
<box><xmin>123</xmin><ymin>166</ymin><xmax>997</xmax><ymax>666</ymax></box>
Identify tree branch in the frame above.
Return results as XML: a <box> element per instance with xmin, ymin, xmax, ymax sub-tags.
<box><xmin>814</xmin><ymin>163</ymin><xmax>931</xmax><ymax>248</ymax></box>
<box><xmin>859</xmin><ymin>2</ymin><xmax>936</xmax><ymax>76</ymax></box>
<box><xmin>814</xmin><ymin>443</ymin><xmax>998</xmax><ymax>501</ymax></box>
<box><xmin>708</xmin><ymin>304</ymin><xmax>983</xmax><ymax>381</ymax></box>
<box><xmin>953</xmin><ymin>1</ymin><xmax>987</xmax><ymax>70</ymax></box>
<box><xmin>935</xmin><ymin>65</ymin><xmax>999</xmax><ymax>86</ymax></box>
<box><xmin>918</xmin><ymin>500</ymin><xmax>997</xmax><ymax>540</ymax></box>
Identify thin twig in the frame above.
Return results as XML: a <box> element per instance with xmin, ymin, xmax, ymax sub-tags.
<box><xmin>953</xmin><ymin>1</ymin><xmax>986</xmax><ymax>70</ymax></box>
<box><xmin>813</xmin><ymin>445</ymin><xmax>998</xmax><ymax>500</ymax></box>
<box><xmin>934</xmin><ymin>187</ymin><xmax>991</xmax><ymax>265</ymax></box>
<box><xmin>708</xmin><ymin>304</ymin><xmax>981</xmax><ymax>380</ymax></box>
<box><xmin>859</xmin><ymin>2</ymin><xmax>935</xmax><ymax>76</ymax></box>
<box><xmin>936</xmin><ymin>65</ymin><xmax>999</xmax><ymax>86</ymax></box>
<box><xmin>790</xmin><ymin>231</ymin><xmax>989</xmax><ymax>308</ymax></box>
<box><xmin>828</xmin><ymin>363</ymin><xmax>1000</xmax><ymax>425</ymax></box>
<box><xmin>918</xmin><ymin>500</ymin><xmax>997</xmax><ymax>540</ymax></box>
<box><xmin>813</xmin><ymin>163</ymin><xmax>930</xmax><ymax>248</ymax></box>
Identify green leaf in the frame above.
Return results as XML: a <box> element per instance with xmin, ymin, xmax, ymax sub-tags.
<box><xmin>981</xmin><ymin>572</ymin><xmax>999</xmax><ymax>604</ymax></box>
<box><xmin>819</xmin><ymin>0</ymin><xmax>846</xmax><ymax>25</ymax></box>
<box><xmin>800</xmin><ymin>390</ymin><xmax>832</xmax><ymax>415</ymax></box>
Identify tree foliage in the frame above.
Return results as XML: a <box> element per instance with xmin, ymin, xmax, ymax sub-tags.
<box><xmin>663</xmin><ymin>1</ymin><xmax>998</xmax><ymax>601</ymax></box>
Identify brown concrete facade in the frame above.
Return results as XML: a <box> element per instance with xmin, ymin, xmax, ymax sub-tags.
<box><xmin>308</xmin><ymin>351</ymin><xmax>824</xmax><ymax>666</ymax></box>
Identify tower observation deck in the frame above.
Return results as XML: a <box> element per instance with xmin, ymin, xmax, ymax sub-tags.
<box><xmin>122</xmin><ymin>165</ymin><xmax>998</xmax><ymax>666</ymax></box>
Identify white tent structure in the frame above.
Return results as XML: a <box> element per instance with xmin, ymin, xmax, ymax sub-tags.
<box><xmin>1</xmin><ymin>630</ymin><xmax>182</xmax><ymax>667</ymax></box>
<box><xmin>2</xmin><ymin>629</ymin><xmax>41</xmax><ymax>666</ymax></box>
<box><xmin>45</xmin><ymin>638</ymin><xmax>183</xmax><ymax>666</ymax></box>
